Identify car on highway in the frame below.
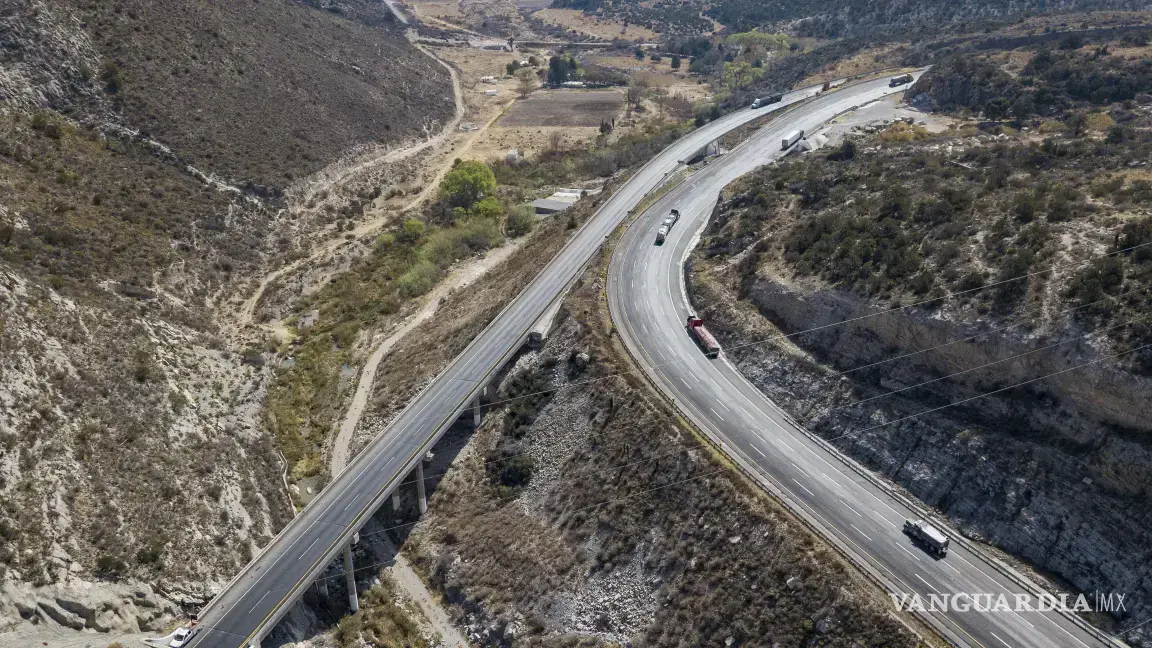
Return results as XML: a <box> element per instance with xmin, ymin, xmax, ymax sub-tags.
<box><xmin>170</xmin><ymin>626</ymin><xmax>200</xmax><ymax>648</ymax></box>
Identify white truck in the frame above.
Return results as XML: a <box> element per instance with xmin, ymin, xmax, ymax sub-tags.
<box><xmin>781</xmin><ymin>129</ymin><xmax>804</xmax><ymax>150</ymax></box>
<box><xmin>654</xmin><ymin>208</ymin><xmax>681</xmax><ymax>244</ymax></box>
<box><xmin>903</xmin><ymin>518</ymin><xmax>949</xmax><ymax>557</ymax></box>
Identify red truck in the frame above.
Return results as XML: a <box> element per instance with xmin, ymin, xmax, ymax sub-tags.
<box><xmin>685</xmin><ymin>315</ymin><xmax>721</xmax><ymax>358</ymax></box>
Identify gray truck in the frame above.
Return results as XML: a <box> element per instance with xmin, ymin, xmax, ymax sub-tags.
<box><xmin>750</xmin><ymin>93</ymin><xmax>783</xmax><ymax>109</ymax></box>
<box><xmin>903</xmin><ymin>518</ymin><xmax>949</xmax><ymax>557</ymax></box>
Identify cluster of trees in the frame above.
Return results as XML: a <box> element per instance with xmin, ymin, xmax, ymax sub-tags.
<box><xmin>547</xmin><ymin>55</ymin><xmax>580</xmax><ymax>86</ymax></box>
<box><xmin>913</xmin><ymin>47</ymin><xmax>1152</xmax><ymax>121</ymax></box>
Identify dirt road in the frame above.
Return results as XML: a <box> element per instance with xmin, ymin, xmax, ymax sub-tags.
<box><xmin>235</xmin><ymin>43</ymin><xmax>465</xmax><ymax>330</ymax></box>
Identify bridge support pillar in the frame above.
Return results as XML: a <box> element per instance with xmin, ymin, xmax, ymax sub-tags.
<box><xmin>416</xmin><ymin>462</ymin><xmax>428</xmax><ymax>514</ymax></box>
<box><xmin>392</xmin><ymin>489</ymin><xmax>401</xmax><ymax>511</ymax></box>
<box><xmin>316</xmin><ymin>576</ymin><xmax>329</xmax><ymax>600</ymax></box>
<box><xmin>472</xmin><ymin>394</ymin><xmax>482</xmax><ymax>427</ymax></box>
<box><xmin>343</xmin><ymin>543</ymin><xmax>358</xmax><ymax>613</ymax></box>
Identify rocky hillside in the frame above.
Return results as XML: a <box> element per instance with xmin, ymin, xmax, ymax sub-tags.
<box><xmin>688</xmin><ymin>45</ymin><xmax>1152</xmax><ymax>644</ymax></box>
<box><xmin>554</xmin><ymin>0</ymin><xmax>1146</xmax><ymax>37</ymax></box>
<box><xmin>0</xmin><ymin>0</ymin><xmax>452</xmax><ymax>641</ymax></box>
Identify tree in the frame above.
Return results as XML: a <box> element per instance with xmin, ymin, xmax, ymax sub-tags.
<box><xmin>720</xmin><ymin>60</ymin><xmax>764</xmax><ymax>91</ymax></box>
<box><xmin>515</xmin><ymin>68</ymin><xmax>536</xmax><ymax>98</ymax></box>
<box><xmin>438</xmin><ymin>161</ymin><xmax>496</xmax><ymax>210</ymax></box>
<box><xmin>506</xmin><ymin>60</ymin><xmax>521</xmax><ymax>76</ymax></box>
<box><xmin>471</xmin><ymin>196</ymin><xmax>504</xmax><ymax>221</ymax></box>
<box><xmin>984</xmin><ymin>97</ymin><xmax>1010</xmax><ymax>121</ymax></box>
<box><xmin>547</xmin><ymin>56</ymin><xmax>579</xmax><ymax>86</ymax></box>
<box><xmin>671</xmin><ymin>54</ymin><xmax>681</xmax><ymax>70</ymax></box>
<box><xmin>634</xmin><ymin>46</ymin><xmax>645</xmax><ymax>60</ymax></box>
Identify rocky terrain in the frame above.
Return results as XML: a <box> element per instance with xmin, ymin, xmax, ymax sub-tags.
<box><xmin>687</xmin><ymin>43</ymin><xmax>1152</xmax><ymax>644</ymax></box>
<box><xmin>0</xmin><ymin>0</ymin><xmax>453</xmax><ymax>641</ymax></box>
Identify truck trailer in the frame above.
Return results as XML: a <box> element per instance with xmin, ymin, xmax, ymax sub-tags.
<box><xmin>685</xmin><ymin>315</ymin><xmax>721</xmax><ymax>358</ymax></box>
<box><xmin>781</xmin><ymin>129</ymin><xmax>804</xmax><ymax>150</ymax></box>
<box><xmin>889</xmin><ymin>73</ymin><xmax>914</xmax><ymax>87</ymax></box>
<box><xmin>903</xmin><ymin>518</ymin><xmax>949</xmax><ymax>557</ymax></box>
<box><xmin>750</xmin><ymin>93</ymin><xmax>783</xmax><ymax>109</ymax></box>
<box><xmin>655</xmin><ymin>209</ymin><xmax>681</xmax><ymax>244</ymax></box>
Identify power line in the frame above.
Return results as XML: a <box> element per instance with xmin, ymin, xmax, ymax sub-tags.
<box><xmin>828</xmin><ymin>312</ymin><xmax>1150</xmax><ymax>413</ymax></box>
<box><xmin>824</xmin><ymin>342</ymin><xmax>1152</xmax><ymax>443</ymax></box>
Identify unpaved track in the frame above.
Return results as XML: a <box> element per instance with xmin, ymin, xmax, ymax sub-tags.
<box><xmin>327</xmin><ymin>241</ymin><xmax>523</xmax><ymax>473</ymax></box>
<box><xmin>235</xmin><ymin>43</ymin><xmax>465</xmax><ymax>330</ymax></box>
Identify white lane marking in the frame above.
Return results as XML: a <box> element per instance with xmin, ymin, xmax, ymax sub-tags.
<box><xmin>709</xmin><ymin>407</ymin><xmax>725</xmax><ymax>422</ymax></box>
<box><xmin>789</xmin><ymin>462</ymin><xmax>809</xmax><ymax>477</ymax></box>
<box><xmin>850</xmin><ymin>524</ymin><xmax>872</xmax><ymax>542</ymax></box>
<box><xmin>839</xmin><ymin>499</ymin><xmax>863</xmax><ymax>518</ymax></box>
<box><xmin>941</xmin><ymin>560</ymin><xmax>962</xmax><ymax>576</ymax></box>
<box><xmin>249</xmin><ymin>590</ymin><xmax>271</xmax><ymax>615</ymax></box>
<box><xmin>1009</xmin><ymin>610</ymin><xmax>1036</xmax><ymax>629</ymax></box>
<box><xmin>1040</xmin><ymin>614</ymin><xmax>1092</xmax><ymax>648</ymax></box>
<box><xmin>753</xmin><ymin>445</ymin><xmax>766</xmax><ymax>458</ymax></box>
<box><xmin>689</xmin><ymin>372</ymin><xmax>701</xmax><ymax>384</ymax></box>
<box><xmin>717</xmin><ymin>400</ymin><xmax>731</xmax><ymax>412</ymax></box>
<box><xmin>989</xmin><ymin>630</ymin><xmax>1013</xmax><ymax>648</ymax></box>
<box><xmin>679</xmin><ymin>377</ymin><xmax>693</xmax><ymax>391</ymax></box>
<box><xmin>791</xmin><ymin>478</ymin><xmax>815</xmax><ymax>497</ymax></box>
<box><xmin>894</xmin><ymin>543</ymin><xmax>921</xmax><ymax>562</ymax></box>
<box><xmin>299</xmin><ymin>537</ymin><xmax>321</xmax><ymax>560</ymax></box>
<box><xmin>737</xmin><ymin>404</ymin><xmax>751</xmax><ymax>417</ymax></box>
<box><xmin>914</xmin><ymin>573</ymin><xmax>940</xmax><ymax>594</ymax></box>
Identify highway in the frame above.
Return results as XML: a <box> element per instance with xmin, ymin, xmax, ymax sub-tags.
<box><xmin>606</xmin><ymin>75</ymin><xmax>1113</xmax><ymax>648</ymax></box>
<box><xmin>190</xmin><ymin>79</ymin><xmax>837</xmax><ymax>648</ymax></box>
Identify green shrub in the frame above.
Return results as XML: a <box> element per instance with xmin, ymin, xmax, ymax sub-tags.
<box><xmin>506</xmin><ymin>205</ymin><xmax>537</xmax><ymax>237</ymax></box>
<box><xmin>397</xmin><ymin>259</ymin><xmax>440</xmax><ymax>298</ymax></box>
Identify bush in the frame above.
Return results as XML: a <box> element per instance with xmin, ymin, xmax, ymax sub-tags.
<box><xmin>471</xmin><ymin>195</ymin><xmax>504</xmax><ymax>221</ymax></box>
<box><xmin>439</xmin><ymin>161</ymin><xmax>497</xmax><ymax>210</ymax></box>
<box><xmin>95</xmin><ymin>555</ymin><xmax>127</xmax><ymax>579</ymax></box>
<box><xmin>398</xmin><ymin>218</ymin><xmax>425</xmax><ymax>244</ymax></box>
<box><xmin>397</xmin><ymin>258</ymin><xmax>440</xmax><ymax>298</ymax></box>
<box><xmin>506</xmin><ymin>205</ymin><xmax>537</xmax><ymax>237</ymax></box>
<box><xmin>100</xmin><ymin>61</ymin><xmax>122</xmax><ymax>93</ymax></box>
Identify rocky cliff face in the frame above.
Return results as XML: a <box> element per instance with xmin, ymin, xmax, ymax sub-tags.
<box><xmin>688</xmin><ymin>268</ymin><xmax>1152</xmax><ymax>642</ymax></box>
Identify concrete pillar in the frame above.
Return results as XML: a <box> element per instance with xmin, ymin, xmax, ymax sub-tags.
<box><xmin>343</xmin><ymin>543</ymin><xmax>358</xmax><ymax>613</ymax></box>
<box><xmin>416</xmin><ymin>462</ymin><xmax>428</xmax><ymax>514</ymax></box>
<box><xmin>392</xmin><ymin>489</ymin><xmax>401</xmax><ymax>511</ymax></box>
<box><xmin>472</xmin><ymin>394</ymin><xmax>482</xmax><ymax>427</ymax></box>
<box><xmin>316</xmin><ymin>577</ymin><xmax>329</xmax><ymax>600</ymax></box>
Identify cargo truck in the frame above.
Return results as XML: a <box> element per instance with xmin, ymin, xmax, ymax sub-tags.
<box><xmin>654</xmin><ymin>209</ymin><xmax>680</xmax><ymax>244</ymax></box>
<box><xmin>750</xmin><ymin>93</ymin><xmax>783</xmax><ymax>109</ymax></box>
<box><xmin>685</xmin><ymin>315</ymin><xmax>721</xmax><ymax>358</ymax></box>
<box><xmin>889</xmin><ymin>73</ymin><xmax>914</xmax><ymax>87</ymax></box>
<box><xmin>903</xmin><ymin>518</ymin><xmax>949</xmax><ymax>557</ymax></box>
<box><xmin>781</xmin><ymin>129</ymin><xmax>804</xmax><ymax>150</ymax></box>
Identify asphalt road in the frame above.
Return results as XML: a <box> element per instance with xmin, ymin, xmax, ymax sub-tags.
<box><xmin>190</xmin><ymin>81</ymin><xmax>836</xmax><ymax>648</ymax></box>
<box><xmin>607</xmin><ymin>76</ymin><xmax>1112</xmax><ymax>648</ymax></box>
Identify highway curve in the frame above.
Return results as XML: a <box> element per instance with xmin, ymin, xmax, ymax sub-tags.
<box><xmin>190</xmin><ymin>80</ymin><xmax>838</xmax><ymax>648</ymax></box>
<box><xmin>607</xmin><ymin>74</ymin><xmax>1114</xmax><ymax>648</ymax></box>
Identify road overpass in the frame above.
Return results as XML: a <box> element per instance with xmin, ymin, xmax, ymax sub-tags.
<box><xmin>606</xmin><ymin>75</ymin><xmax>1117</xmax><ymax>648</ymax></box>
<box><xmin>188</xmin><ymin>78</ymin><xmax>836</xmax><ymax>648</ymax></box>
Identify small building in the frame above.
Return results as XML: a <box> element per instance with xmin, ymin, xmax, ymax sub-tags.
<box><xmin>485</xmin><ymin>89</ymin><xmax>499</xmax><ymax>97</ymax></box>
<box><xmin>531</xmin><ymin>198</ymin><xmax>573</xmax><ymax>215</ymax></box>
<box><xmin>480</xmin><ymin>75</ymin><xmax>497</xmax><ymax>84</ymax></box>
